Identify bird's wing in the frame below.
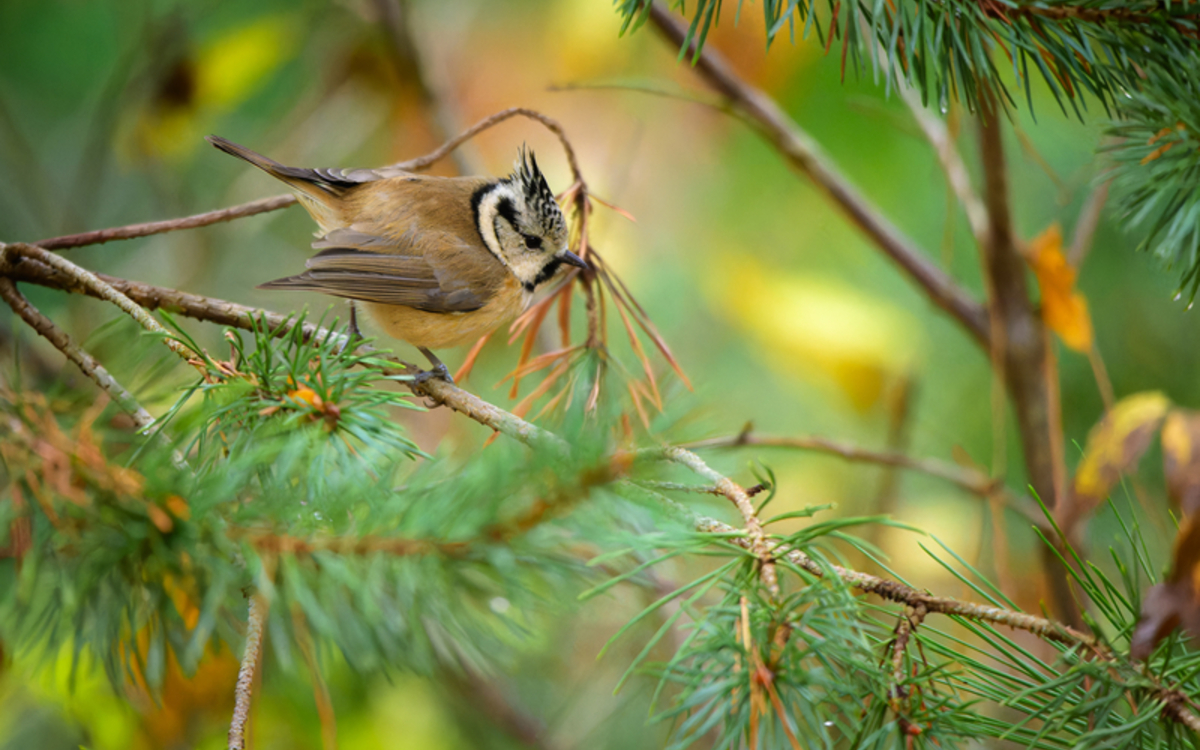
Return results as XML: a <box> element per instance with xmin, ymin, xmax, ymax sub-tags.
<box><xmin>259</xmin><ymin>225</ymin><xmax>506</xmax><ymax>313</ymax></box>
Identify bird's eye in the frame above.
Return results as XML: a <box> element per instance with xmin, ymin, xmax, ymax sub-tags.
<box><xmin>523</xmin><ymin>235</ymin><xmax>542</xmax><ymax>250</ymax></box>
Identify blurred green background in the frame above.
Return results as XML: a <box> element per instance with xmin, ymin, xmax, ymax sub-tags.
<box><xmin>1</xmin><ymin>0</ymin><xmax>1197</xmax><ymax>747</ymax></box>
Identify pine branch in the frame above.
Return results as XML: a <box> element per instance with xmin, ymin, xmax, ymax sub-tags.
<box><xmin>976</xmin><ymin>96</ymin><xmax>1059</xmax><ymax>512</ymax></box>
<box><xmin>229</xmin><ymin>593</ymin><xmax>268</xmax><ymax>750</ymax></box>
<box><xmin>2</xmin><ymin>243</ymin><xmax>201</xmax><ymax>368</ymax></box>
<box><xmin>1</xmin><ymin>252</ymin><xmax>565</xmax><ymax>451</ymax></box>
<box><xmin>659</xmin><ymin>446</ymin><xmax>781</xmax><ymax>597</ymax></box>
<box><xmin>646</xmin><ymin>2</ymin><xmax>992</xmax><ymax>349</ymax></box>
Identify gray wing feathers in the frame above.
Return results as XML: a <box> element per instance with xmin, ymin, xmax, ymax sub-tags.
<box><xmin>259</xmin><ymin>231</ymin><xmax>496</xmax><ymax>313</ymax></box>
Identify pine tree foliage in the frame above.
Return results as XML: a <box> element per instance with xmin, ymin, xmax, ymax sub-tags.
<box><xmin>601</xmin><ymin>491</ymin><xmax>1200</xmax><ymax>748</ymax></box>
<box><xmin>0</xmin><ymin>317</ymin><xmax>614</xmax><ymax>691</ymax></box>
<box><xmin>617</xmin><ymin>0</ymin><xmax>1200</xmax><ymax>297</ymax></box>
<box><xmin>4</xmin><ymin>306</ymin><xmax>1200</xmax><ymax>744</ymax></box>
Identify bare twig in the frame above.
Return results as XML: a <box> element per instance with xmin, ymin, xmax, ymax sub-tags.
<box><xmin>890</xmin><ymin>605</ymin><xmax>927</xmax><ymax>694</ymax></box>
<box><xmin>647</xmin><ymin>2</ymin><xmax>990</xmax><ymax>348</ymax></box>
<box><xmin>392</xmin><ymin>107</ymin><xmax>584</xmax><ymax>184</ymax></box>
<box><xmin>1069</xmin><ymin>180</ymin><xmax>1111</xmax><ymax>268</ymax></box>
<box><xmin>34</xmin><ymin>195</ymin><xmax>298</xmax><ymax>251</ymax></box>
<box><xmin>4</xmin><ymin>255</ymin><xmax>566</xmax><ymax>452</ymax></box>
<box><xmin>0</xmin><ymin>278</ymin><xmax>155</xmax><ymax>429</ymax></box>
<box><xmin>3</xmin><ymin>243</ymin><xmax>201</xmax><ymax>367</ymax></box>
<box><xmin>636</xmin><ymin>479</ymin><xmax>727</xmax><ymax>496</ymax></box>
<box><xmin>659</xmin><ymin>446</ymin><xmax>780</xmax><ymax>597</ymax></box>
<box><xmin>977</xmin><ymin>93</ymin><xmax>1078</xmax><ymax>622</ymax></box>
<box><xmin>899</xmin><ymin>86</ymin><xmax>988</xmax><ymax>248</ymax></box>
<box><xmin>681</xmin><ymin>431</ymin><xmax>1000</xmax><ymax>498</ymax></box>
<box><xmin>229</xmin><ymin>593</ymin><xmax>268</xmax><ymax>750</ymax></box>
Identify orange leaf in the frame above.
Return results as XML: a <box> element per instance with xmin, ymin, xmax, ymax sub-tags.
<box><xmin>1073</xmin><ymin>391</ymin><xmax>1170</xmax><ymax>509</ymax></box>
<box><xmin>1026</xmin><ymin>223</ymin><xmax>1093</xmax><ymax>352</ymax></box>
<box><xmin>287</xmin><ymin>386</ymin><xmax>323</xmax><ymax>410</ymax></box>
<box><xmin>453</xmin><ymin>330</ymin><xmax>494</xmax><ymax>384</ymax></box>
<box><xmin>1131</xmin><ymin>514</ymin><xmax>1200</xmax><ymax>659</ymax></box>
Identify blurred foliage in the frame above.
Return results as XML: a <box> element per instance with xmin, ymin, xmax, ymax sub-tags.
<box><xmin>2</xmin><ymin>0</ymin><xmax>1200</xmax><ymax>748</ymax></box>
<box><xmin>624</xmin><ymin>0</ymin><xmax>1200</xmax><ymax>299</ymax></box>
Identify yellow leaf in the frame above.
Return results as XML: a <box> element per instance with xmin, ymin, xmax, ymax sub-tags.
<box><xmin>195</xmin><ymin>15</ymin><xmax>294</xmax><ymax>109</ymax></box>
<box><xmin>1162</xmin><ymin>409</ymin><xmax>1200</xmax><ymax>514</ymax></box>
<box><xmin>1027</xmin><ymin>223</ymin><xmax>1093</xmax><ymax>352</ymax></box>
<box><xmin>708</xmin><ymin>256</ymin><xmax>922</xmax><ymax>411</ymax></box>
<box><xmin>1073</xmin><ymin>391</ymin><xmax>1170</xmax><ymax>506</ymax></box>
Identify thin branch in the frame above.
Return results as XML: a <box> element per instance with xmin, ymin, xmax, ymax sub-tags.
<box><xmin>659</xmin><ymin>446</ymin><xmax>780</xmax><ymax>597</ymax></box>
<box><xmin>636</xmin><ymin>479</ymin><xmax>728</xmax><ymax>496</ymax></box>
<box><xmin>647</xmin><ymin>2</ymin><xmax>990</xmax><ymax>349</ymax></box>
<box><xmin>3</xmin><ymin>256</ymin><xmax>566</xmax><ymax>452</ymax></box>
<box><xmin>977</xmin><ymin>94</ymin><xmax>1058</xmax><ymax>511</ymax></box>
<box><xmin>899</xmin><ymin>86</ymin><xmax>988</xmax><ymax>249</ymax></box>
<box><xmin>392</xmin><ymin>107</ymin><xmax>584</xmax><ymax>184</ymax></box>
<box><xmin>1069</xmin><ymin>179</ymin><xmax>1111</xmax><ymax>268</ymax></box>
<box><xmin>0</xmin><ymin>278</ymin><xmax>155</xmax><ymax>429</ymax></box>
<box><xmin>229</xmin><ymin>593</ymin><xmax>268</xmax><ymax>750</ymax></box>
<box><xmin>3</xmin><ymin>243</ymin><xmax>200</xmax><ymax>367</ymax></box>
<box><xmin>25</xmin><ymin>108</ymin><xmax>583</xmax><ymax>255</ymax></box>
<box><xmin>682</xmin><ymin>431</ymin><xmax>997</xmax><ymax>497</ymax></box>
<box><xmin>34</xmin><ymin>195</ymin><xmax>298</xmax><ymax>251</ymax></box>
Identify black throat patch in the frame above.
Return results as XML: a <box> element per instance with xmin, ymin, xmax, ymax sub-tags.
<box><xmin>523</xmin><ymin>255</ymin><xmax>566</xmax><ymax>292</ymax></box>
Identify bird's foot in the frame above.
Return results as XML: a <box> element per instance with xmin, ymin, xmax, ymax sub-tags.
<box><xmin>412</xmin><ymin>362</ymin><xmax>454</xmax><ymax>386</ymax></box>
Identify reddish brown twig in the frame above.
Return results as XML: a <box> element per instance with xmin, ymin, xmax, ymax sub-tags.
<box><xmin>33</xmin><ymin>195</ymin><xmax>298</xmax><ymax>251</ymax></box>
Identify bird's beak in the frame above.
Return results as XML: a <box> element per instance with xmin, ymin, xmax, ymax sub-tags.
<box><xmin>560</xmin><ymin>250</ymin><xmax>589</xmax><ymax>269</ymax></box>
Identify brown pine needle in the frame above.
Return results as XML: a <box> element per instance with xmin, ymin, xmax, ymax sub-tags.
<box><xmin>556</xmin><ymin>283</ymin><xmax>574</xmax><ymax>348</ymax></box>
<box><xmin>512</xmin><ymin>360</ymin><xmax>572</xmax><ymax>419</ymax></box>
<box><xmin>531</xmin><ymin>381</ymin><xmax>573</xmax><ymax>422</ymax></box>
<box><xmin>764</xmin><ymin>679</ymin><xmax>803</xmax><ymax>750</ymax></box>
<box><xmin>509</xmin><ymin>300</ymin><xmax>554</xmax><ymax>398</ymax></box>
<box><xmin>627</xmin><ymin>380</ymin><xmax>651</xmax><ymax>429</ymax></box>
<box><xmin>453</xmin><ymin>330</ymin><xmax>495</xmax><ymax>384</ymax></box>
<box><xmin>601</xmin><ymin>268</ymin><xmax>692</xmax><ymax>390</ymax></box>
<box><xmin>613</xmin><ymin>288</ymin><xmax>663</xmax><ymax>409</ymax></box>
<box><xmin>503</xmin><ymin>346</ymin><xmax>582</xmax><ymax>383</ymax></box>
<box><xmin>586</xmin><ymin>361</ymin><xmax>604</xmax><ymax>412</ymax></box>
<box><xmin>508</xmin><ymin>294</ymin><xmax>555</xmax><ymax>345</ymax></box>
<box><xmin>589</xmin><ymin>192</ymin><xmax>637</xmax><ymax>222</ymax></box>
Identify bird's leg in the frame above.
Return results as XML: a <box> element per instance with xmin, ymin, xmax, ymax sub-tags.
<box><xmin>347</xmin><ymin>302</ymin><xmax>363</xmax><ymax>344</ymax></box>
<box><xmin>336</xmin><ymin>302</ymin><xmax>363</xmax><ymax>355</ymax></box>
<box><xmin>414</xmin><ymin>347</ymin><xmax>454</xmax><ymax>385</ymax></box>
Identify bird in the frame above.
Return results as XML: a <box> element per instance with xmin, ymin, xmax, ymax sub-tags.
<box><xmin>206</xmin><ymin>135</ymin><xmax>587</xmax><ymax>383</ymax></box>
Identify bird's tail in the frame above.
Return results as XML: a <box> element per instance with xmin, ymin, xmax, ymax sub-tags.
<box><xmin>206</xmin><ymin>135</ymin><xmax>361</xmax><ymax>227</ymax></box>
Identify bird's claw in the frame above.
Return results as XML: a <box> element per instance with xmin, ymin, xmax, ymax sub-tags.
<box><xmin>413</xmin><ymin>362</ymin><xmax>454</xmax><ymax>386</ymax></box>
